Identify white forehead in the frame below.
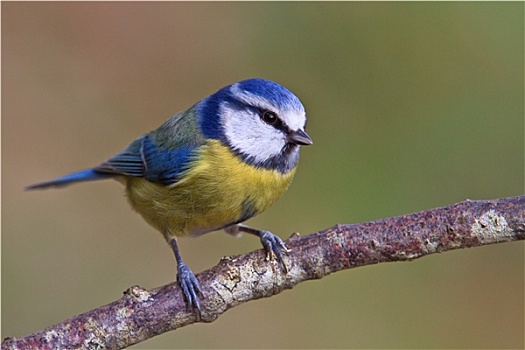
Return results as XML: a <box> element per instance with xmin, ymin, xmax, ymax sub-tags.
<box><xmin>230</xmin><ymin>84</ymin><xmax>306</xmax><ymax>131</ymax></box>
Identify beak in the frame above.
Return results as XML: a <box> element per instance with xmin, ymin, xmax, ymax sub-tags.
<box><xmin>288</xmin><ymin>129</ymin><xmax>313</xmax><ymax>146</ymax></box>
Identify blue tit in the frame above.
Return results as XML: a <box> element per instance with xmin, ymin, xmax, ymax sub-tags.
<box><xmin>27</xmin><ymin>78</ymin><xmax>312</xmax><ymax>312</ymax></box>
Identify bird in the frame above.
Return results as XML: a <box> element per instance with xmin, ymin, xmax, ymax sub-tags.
<box><xmin>27</xmin><ymin>78</ymin><xmax>313</xmax><ymax>312</ymax></box>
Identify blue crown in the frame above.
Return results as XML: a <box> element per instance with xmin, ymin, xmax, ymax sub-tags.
<box><xmin>234</xmin><ymin>78</ymin><xmax>303</xmax><ymax>111</ymax></box>
<box><xmin>198</xmin><ymin>78</ymin><xmax>302</xmax><ymax>141</ymax></box>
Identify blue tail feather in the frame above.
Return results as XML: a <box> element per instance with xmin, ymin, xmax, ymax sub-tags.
<box><xmin>26</xmin><ymin>169</ymin><xmax>115</xmax><ymax>190</ymax></box>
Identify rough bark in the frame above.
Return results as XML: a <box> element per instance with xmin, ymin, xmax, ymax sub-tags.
<box><xmin>3</xmin><ymin>196</ymin><xmax>524</xmax><ymax>350</ymax></box>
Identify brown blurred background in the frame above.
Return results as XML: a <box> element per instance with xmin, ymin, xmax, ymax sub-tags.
<box><xmin>2</xmin><ymin>2</ymin><xmax>523</xmax><ymax>349</ymax></box>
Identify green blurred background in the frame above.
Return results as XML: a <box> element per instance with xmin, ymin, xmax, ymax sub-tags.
<box><xmin>2</xmin><ymin>2</ymin><xmax>523</xmax><ymax>349</ymax></box>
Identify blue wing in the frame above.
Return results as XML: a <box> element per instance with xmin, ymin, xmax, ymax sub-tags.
<box><xmin>95</xmin><ymin>135</ymin><xmax>196</xmax><ymax>184</ymax></box>
<box><xmin>28</xmin><ymin>108</ymin><xmax>205</xmax><ymax>190</ymax></box>
<box><xmin>27</xmin><ymin>136</ymin><xmax>197</xmax><ymax>190</ymax></box>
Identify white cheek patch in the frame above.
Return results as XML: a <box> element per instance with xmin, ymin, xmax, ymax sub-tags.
<box><xmin>220</xmin><ymin>103</ymin><xmax>286</xmax><ymax>163</ymax></box>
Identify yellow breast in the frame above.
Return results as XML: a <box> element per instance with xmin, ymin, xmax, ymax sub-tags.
<box><xmin>125</xmin><ymin>139</ymin><xmax>296</xmax><ymax>240</ymax></box>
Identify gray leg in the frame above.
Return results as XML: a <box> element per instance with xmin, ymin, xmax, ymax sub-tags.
<box><xmin>169</xmin><ymin>238</ymin><xmax>202</xmax><ymax>312</ymax></box>
<box><xmin>226</xmin><ymin>224</ymin><xmax>291</xmax><ymax>272</ymax></box>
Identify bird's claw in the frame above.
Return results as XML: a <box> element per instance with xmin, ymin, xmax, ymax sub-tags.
<box><xmin>259</xmin><ymin>230</ymin><xmax>291</xmax><ymax>273</ymax></box>
<box><xmin>177</xmin><ymin>262</ymin><xmax>202</xmax><ymax>312</ymax></box>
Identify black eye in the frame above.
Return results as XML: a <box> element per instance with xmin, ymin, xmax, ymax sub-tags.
<box><xmin>261</xmin><ymin>111</ymin><xmax>279</xmax><ymax>125</ymax></box>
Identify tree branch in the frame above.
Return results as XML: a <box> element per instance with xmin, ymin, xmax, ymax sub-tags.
<box><xmin>3</xmin><ymin>196</ymin><xmax>525</xmax><ymax>350</ymax></box>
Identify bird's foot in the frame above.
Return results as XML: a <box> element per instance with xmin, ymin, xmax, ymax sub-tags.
<box><xmin>258</xmin><ymin>230</ymin><xmax>291</xmax><ymax>273</ymax></box>
<box><xmin>177</xmin><ymin>262</ymin><xmax>202</xmax><ymax>312</ymax></box>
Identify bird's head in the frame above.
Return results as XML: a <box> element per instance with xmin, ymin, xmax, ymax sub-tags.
<box><xmin>198</xmin><ymin>78</ymin><xmax>312</xmax><ymax>173</ymax></box>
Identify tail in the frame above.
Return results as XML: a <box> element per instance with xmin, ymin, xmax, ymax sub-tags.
<box><xmin>26</xmin><ymin>169</ymin><xmax>115</xmax><ymax>190</ymax></box>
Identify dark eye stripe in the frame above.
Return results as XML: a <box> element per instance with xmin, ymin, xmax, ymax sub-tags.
<box><xmin>259</xmin><ymin>109</ymin><xmax>292</xmax><ymax>136</ymax></box>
